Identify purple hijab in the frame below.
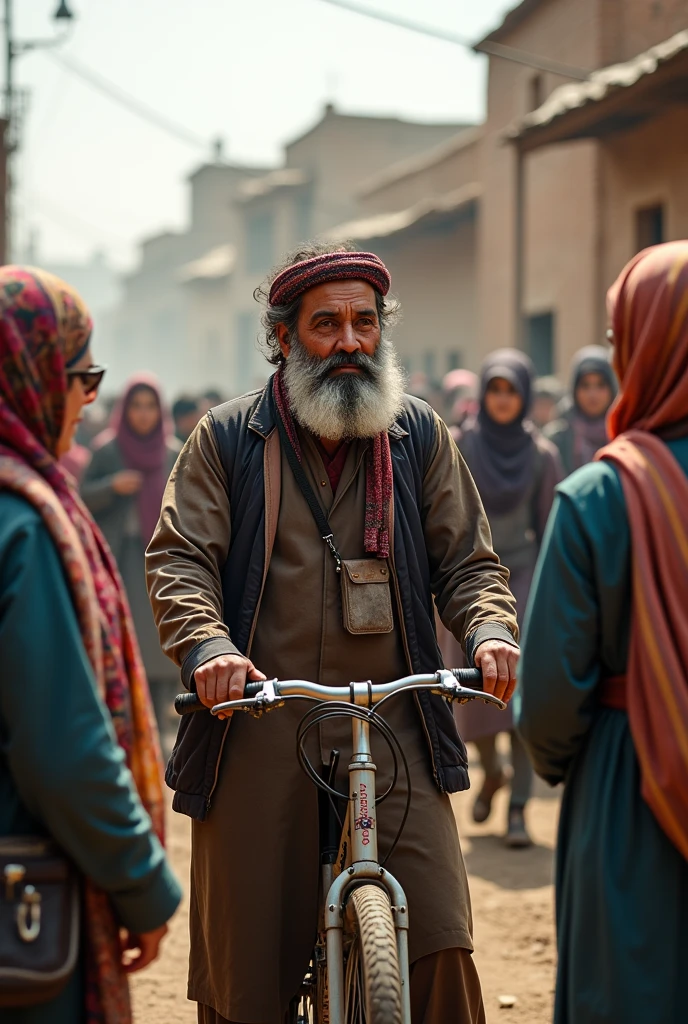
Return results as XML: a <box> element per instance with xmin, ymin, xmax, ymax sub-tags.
<box><xmin>102</xmin><ymin>373</ymin><xmax>173</xmax><ymax>545</ymax></box>
<box><xmin>461</xmin><ymin>349</ymin><xmax>537</xmax><ymax>515</ymax></box>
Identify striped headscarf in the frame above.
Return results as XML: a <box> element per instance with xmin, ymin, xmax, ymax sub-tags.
<box><xmin>596</xmin><ymin>241</ymin><xmax>688</xmax><ymax>859</ymax></box>
<box><xmin>0</xmin><ymin>266</ymin><xmax>165</xmax><ymax>1023</ymax></box>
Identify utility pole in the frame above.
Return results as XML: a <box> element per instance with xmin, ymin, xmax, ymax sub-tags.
<box><xmin>2</xmin><ymin>0</ymin><xmax>75</xmax><ymax>263</ymax></box>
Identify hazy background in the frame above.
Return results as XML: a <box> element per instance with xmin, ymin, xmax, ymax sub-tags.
<box><xmin>17</xmin><ymin>0</ymin><xmax>515</xmax><ymax>268</ymax></box>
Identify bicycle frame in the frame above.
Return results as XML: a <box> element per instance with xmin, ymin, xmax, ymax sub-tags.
<box><xmin>192</xmin><ymin>669</ymin><xmax>506</xmax><ymax>1024</ymax></box>
<box><xmin>323</xmin><ymin>703</ymin><xmax>412</xmax><ymax>1024</ymax></box>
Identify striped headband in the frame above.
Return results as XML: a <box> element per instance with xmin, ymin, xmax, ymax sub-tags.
<box><xmin>268</xmin><ymin>251</ymin><xmax>391</xmax><ymax>307</ymax></box>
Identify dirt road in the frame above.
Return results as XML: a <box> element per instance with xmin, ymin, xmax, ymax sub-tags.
<box><xmin>132</xmin><ymin>760</ymin><xmax>559</xmax><ymax>1023</ymax></box>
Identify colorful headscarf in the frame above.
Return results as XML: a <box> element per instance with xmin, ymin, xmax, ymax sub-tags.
<box><xmin>95</xmin><ymin>373</ymin><xmax>174</xmax><ymax>546</ymax></box>
<box><xmin>0</xmin><ymin>266</ymin><xmax>165</xmax><ymax>1023</ymax></box>
<box><xmin>596</xmin><ymin>241</ymin><xmax>688</xmax><ymax>860</ymax></box>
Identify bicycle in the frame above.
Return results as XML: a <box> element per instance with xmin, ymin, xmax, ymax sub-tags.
<box><xmin>176</xmin><ymin>668</ymin><xmax>505</xmax><ymax>1024</ymax></box>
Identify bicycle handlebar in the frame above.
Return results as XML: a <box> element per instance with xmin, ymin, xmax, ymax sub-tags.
<box><xmin>174</xmin><ymin>668</ymin><xmax>507</xmax><ymax>717</ymax></box>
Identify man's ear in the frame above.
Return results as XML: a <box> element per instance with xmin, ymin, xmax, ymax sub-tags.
<box><xmin>276</xmin><ymin>323</ymin><xmax>291</xmax><ymax>360</ymax></box>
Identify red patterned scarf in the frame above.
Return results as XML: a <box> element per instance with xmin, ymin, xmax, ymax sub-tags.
<box><xmin>0</xmin><ymin>266</ymin><xmax>165</xmax><ymax>1023</ymax></box>
<box><xmin>596</xmin><ymin>242</ymin><xmax>688</xmax><ymax>860</ymax></box>
<box><xmin>272</xmin><ymin>368</ymin><xmax>393</xmax><ymax>558</ymax></box>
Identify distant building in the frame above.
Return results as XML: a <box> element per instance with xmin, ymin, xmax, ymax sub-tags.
<box><xmin>42</xmin><ymin>250</ymin><xmax>121</xmax><ymax>369</ymax></box>
<box><xmin>106</xmin><ymin>106</ymin><xmax>469</xmax><ymax>399</ymax></box>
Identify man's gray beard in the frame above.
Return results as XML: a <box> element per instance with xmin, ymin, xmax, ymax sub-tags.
<box><xmin>282</xmin><ymin>336</ymin><xmax>407</xmax><ymax>441</ymax></box>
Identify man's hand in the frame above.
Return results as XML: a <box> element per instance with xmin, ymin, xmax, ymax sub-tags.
<box><xmin>120</xmin><ymin>924</ymin><xmax>169</xmax><ymax>974</ymax></box>
<box><xmin>194</xmin><ymin>654</ymin><xmax>267</xmax><ymax>719</ymax></box>
<box><xmin>474</xmin><ymin>640</ymin><xmax>519</xmax><ymax>703</ymax></box>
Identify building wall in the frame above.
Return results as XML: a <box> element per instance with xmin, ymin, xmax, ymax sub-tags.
<box><xmin>373</xmin><ymin>215</ymin><xmax>478</xmax><ymax>379</ymax></box>
<box><xmin>357</xmin><ymin>130</ymin><xmax>483</xmax><ymax>216</ymax></box>
<box><xmin>601</xmin><ymin>105</ymin><xmax>688</xmax><ymax>288</ymax></box>
<box><xmin>599</xmin><ymin>0</ymin><xmax>688</xmax><ymax>65</ymax></box>
<box><xmin>477</xmin><ymin>0</ymin><xmax>603</xmax><ymax>369</ymax></box>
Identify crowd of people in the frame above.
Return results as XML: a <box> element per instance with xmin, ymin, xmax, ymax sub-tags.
<box><xmin>0</xmin><ymin>238</ymin><xmax>685</xmax><ymax>1024</ymax></box>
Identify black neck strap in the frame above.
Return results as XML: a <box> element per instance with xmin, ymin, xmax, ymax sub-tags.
<box><xmin>274</xmin><ymin>407</ymin><xmax>343</xmax><ymax>573</ymax></box>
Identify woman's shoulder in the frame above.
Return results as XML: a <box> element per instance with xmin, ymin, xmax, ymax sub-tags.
<box><xmin>555</xmin><ymin>458</ymin><xmax>624</xmax><ymax>513</ymax></box>
<box><xmin>0</xmin><ymin>491</ymin><xmax>45</xmax><ymax>542</ymax></box>
<box><xmin>533</xmin><ymin>429</ymin><xmax>561</xmax><ymax>462</ymax></box>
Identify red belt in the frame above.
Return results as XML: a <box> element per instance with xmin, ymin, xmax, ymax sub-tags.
<box><xmin>598</xmin><ymin>674</ymin><xmax>627</xmax><ymax>710</ymax></box>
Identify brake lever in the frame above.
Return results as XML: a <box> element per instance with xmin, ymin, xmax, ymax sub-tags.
<box><xmin>453</xmin><ymin>686</ymin><xmax>506</xmax><ymax>711</ymax></box>
<box><xmin>211</xmin><ymin>679</ymin><xmax>284</xmax><ymax>718</ymax></box>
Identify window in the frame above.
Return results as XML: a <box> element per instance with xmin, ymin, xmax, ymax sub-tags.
<box><xmin>528</xmin><ymin>73</ymin><xmax>545</xmax><ymax>112</ymax></box>
<box><xmin>246</xmin><ymin>211</ymin><xmax>275</xmax><ymax>273</ymax></box>
<box><xmin>293</xmin><ymin>193</ymin><xmax>313</xmax><ymax>244</ymax></box>
<box><xmin>446</xmin><ymin>350</ymin><xmax>463</xmax><ymax>373</ymax></box>
<box><xmin>635</xmin><ymin>204</ymin><xmax>664</xmax><ymax>252</ymax></box>
<box><xmin>525</xmin><ymin>312</ymin><xmax>555</xmax><ymax>376</ymax></box>
<box><xmin>235</xmin><ymin>311</ymin><xmax>257</xmax><ymax>393</ymax></box>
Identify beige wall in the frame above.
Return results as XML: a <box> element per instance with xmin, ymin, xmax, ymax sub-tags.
<box><xmin>358</xmin><ymin>131</ymin><xmax>483</xmax><ymax>216</ymax></box>
<box><xmin>600</xmin><ymin>0</ymin><xmax>688</xmax><ymax>65</ymax></box>
<box><xmin>601</xmin><ymin>106</ymin><xmax>688</xmax><ymax>290</ymax></box>
<box><xmin>477</xmin><ymin>0</ymin><xmax>604</xmax><ymax>369</ymax></box>
<box><xmin>373</xmin><ymin>215</ymin><xmax>478</xmax><ymax>379</ymax></box>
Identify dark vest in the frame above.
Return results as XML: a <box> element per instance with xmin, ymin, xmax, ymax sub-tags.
<box><xmin>167</xmin><ymin>383</ymin><xmax>470</xmax><ymax>820</ymax></box>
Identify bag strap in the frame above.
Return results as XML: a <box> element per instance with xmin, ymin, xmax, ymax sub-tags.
<box><xmin>274</xmin><ymin>408</ymin><xmax>343</xmax><ymax>573</ymax></box>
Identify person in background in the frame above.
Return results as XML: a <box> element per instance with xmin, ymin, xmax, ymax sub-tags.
<box><xmin>60</xmin><ymin>439</ymin><xmax>92</xmax><ymax>484</ymax></box>
<box><xmin>545</xmin><ymin>346</ymin><xmax>616</xmax><ymax>474</ymax></box>
<box><xmin>530</xmin><ymin>375</ymin><xmax>564</xmax><ymax>429</ymax></box>
<box><xmin>0</xmin><ymin>267</ymin><xmax>181</xmax><ymax>1023</ymax></box>
<box><xmin>518</xmin><ymin>242</ymin><xmax>688</xmax><ymax>1023</ymax></box>
<box><xmin>198</xmin><ymin>388</ymin><xmax>225</xmax><ymax>415</ymax></box>
<box><xmin>447</xmin><ymin>349</ymin><xmax>561</xmax><ymax>846</ymax></box>
<box><xmin>81</xmin><ymin>376</ymin><xmax>181</xmax><ymax>752</ymax></box>
<box><xmin>442</xmin><ymin>368</ymin><xmax>479</xmax><ymax>440</ymax></box>
<box><xmin>172</xmin><ymin>393</ymin><xmax>201</xmax><ymax>443</ymax></box>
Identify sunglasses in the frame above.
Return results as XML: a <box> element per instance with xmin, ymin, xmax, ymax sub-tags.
<box><xmin>66</xmin><ymin>364</ymin><xmax>107</xmax><ymax>396</ymax></box>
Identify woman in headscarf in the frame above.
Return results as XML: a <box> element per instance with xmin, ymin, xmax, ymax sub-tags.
<box><xmin>81</xmin><ymin>376</ymin><xmax>181</xmax><ymax>750</ymax></box>
<box><xmin>545</xmin><ymin>345</ymin><xmax>617</xmax><ymax>474</ymax></box>
<box><xmin>517</xmin><ymin>241</ymin><xmax>688</xmax><ymax>1023</ymax></box>
<box><xmin>0</xmin><ymin>267</ymin><xmax>181</xmax><ymax>1022</ymax></box>
<box><xmin>447</xmin><ymin>349</ymin><xmax>561</xmax><ymax>846</ymax></box>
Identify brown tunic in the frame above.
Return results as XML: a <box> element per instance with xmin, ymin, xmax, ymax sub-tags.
<box><xmin>147</xmin><ymin>405</ymin><xmax>518</xmax><ymax>1024</ymax></box>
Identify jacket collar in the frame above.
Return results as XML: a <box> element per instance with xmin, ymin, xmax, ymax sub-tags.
<box><xmin>248</xmin><ymin>375</ymin><xmax>409</xmax><ymax>441</ymax></box>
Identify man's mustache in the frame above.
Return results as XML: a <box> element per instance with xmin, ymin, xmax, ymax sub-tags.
<box><xmin>316</xmin><ymin>350</ymin><xmax>377</xmax><ymax>382</ymax></box>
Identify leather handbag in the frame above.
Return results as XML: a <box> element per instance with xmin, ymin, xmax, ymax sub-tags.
<box><xmin>0</xmin><ymin>836</ymin><xmax>80</xmax><ymax>1008</ymax></box>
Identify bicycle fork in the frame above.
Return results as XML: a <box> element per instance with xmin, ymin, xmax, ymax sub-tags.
<box><xmin>324</xmin><ymin>717</ymin><xmax>412</xmax><ymax>1024</ymax></box>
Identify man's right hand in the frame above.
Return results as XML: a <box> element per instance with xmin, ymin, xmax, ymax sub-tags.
<box><xmin>194</xmin><ymin>654</ymin><xmax>267</xmax><ymax>719</ymax></box>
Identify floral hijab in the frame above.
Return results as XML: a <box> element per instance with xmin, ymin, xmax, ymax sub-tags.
<box><xmin>0</xmin><ymin>266</ymin><xmax>164</xmax><ymax>1024</ymax></box>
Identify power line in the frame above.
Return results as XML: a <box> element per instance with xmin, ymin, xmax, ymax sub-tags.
<box><xmin>44</xmin><ymin>50</ymin><xmax>211</xmax><ymax>151</ymax></box>
<box><xmin>320</xmin><ymin>0</ymin><xmax>590</xmax><ymax>81</ymax></box>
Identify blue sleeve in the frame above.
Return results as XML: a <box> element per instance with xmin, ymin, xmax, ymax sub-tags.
<box><xmin>0</xmin><ymin>506</ymin><xmax>182</xmax><ymax>933</ymax></box>
<box><xmin>515</xmin><ymin>488</ymin><xmax>603</xmax><ymax>784</ymax></box>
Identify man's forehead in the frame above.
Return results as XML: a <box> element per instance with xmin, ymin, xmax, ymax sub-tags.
<box><xmin>300</xmin><ymin>279</ymin><xmax>377</xmax><ymax>312</ymax></box>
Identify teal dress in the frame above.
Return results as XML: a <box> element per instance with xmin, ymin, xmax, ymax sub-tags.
<box><xmin>517</xmin><ymin>437</ymin><xmax>688</xmax><ymax>1024</ymax></box>
<box><xmin>0</xmin><ymin>494</ymin><xmax>182</xmax><ymax>1023</ymax></box>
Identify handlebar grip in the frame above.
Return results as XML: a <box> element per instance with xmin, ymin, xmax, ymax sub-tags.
<box><xmin>174</xmin><ymin>679</ymin><xmax>268</xmax><ymax>716</ymax></box>
<box><xmin>450</xmin><ymin>668</ymin><xmax>483</xmax><ymax>687</ymax></box>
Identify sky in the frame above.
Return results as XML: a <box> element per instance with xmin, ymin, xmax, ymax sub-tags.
<box><xmin>16</xmin><ymin>0</ymin><xmax>516</xmax><ymax>270</ymax></box>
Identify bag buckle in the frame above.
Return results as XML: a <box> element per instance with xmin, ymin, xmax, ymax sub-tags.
<box><xmin>4</xmin><ymin>863</ymin><xmax>26</xmax><ymax>901</ymax></box>
<box><xmin>16</xmin><ymin>885</ymin><xmax>42</xmax><ymax>943</ymax></box>
<box><xmin>323</xmin><ymin>534</ymin><xmax>342</xmax><ymax>573</ymax></box>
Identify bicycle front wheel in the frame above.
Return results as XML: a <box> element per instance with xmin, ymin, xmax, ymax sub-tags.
<box><xmin>346</xmin><ymin>885</ymin><xmax>403</xmax><ymax>1024</ymax></box>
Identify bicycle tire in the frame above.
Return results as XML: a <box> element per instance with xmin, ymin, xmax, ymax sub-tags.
<box><xmin>347</xmin><ymin>885</ymin><xmax>403</xmax><ymax>1024</ymax></box>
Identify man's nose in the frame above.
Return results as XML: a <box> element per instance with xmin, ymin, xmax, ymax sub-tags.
<box><xmin>336</xmin><ymin>321</ymin><xmax>361</xmax><ymax>353</ymax></box>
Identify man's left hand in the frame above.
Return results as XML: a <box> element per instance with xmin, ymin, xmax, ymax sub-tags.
<box><xmin>474</xmin><ymin>640</ymin><xmax>519</xmax><ymax>703</ymax></box>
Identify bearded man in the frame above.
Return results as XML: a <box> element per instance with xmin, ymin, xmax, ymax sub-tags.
<box><xmin>146</xmin><ymin>243</ymin><xmax>519</xmax><ymax>1024</ymax></box>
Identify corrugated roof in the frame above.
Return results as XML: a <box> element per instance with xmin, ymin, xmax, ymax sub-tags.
<box><xmin>324</xmin><ymin>183</ymin><xmax>481</xmax><ymax>243</ymax></box>
<box><xmin>508</xmin><ymin>29</ymin><xmax>688</xmax><ymax>141</ymax></box>
<box><xmin>177</xmin><ymin>244</ymin><xmax>236</xmax><ymax>284</ymax></box>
